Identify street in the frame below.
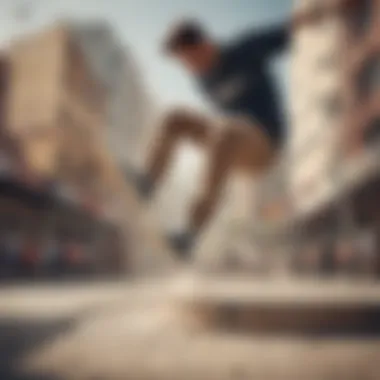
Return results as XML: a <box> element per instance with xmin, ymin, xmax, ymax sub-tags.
<box><xmin>1</xmin><ymin>277</ymin><xmax>380</xmax><ymax>380</ymax></box>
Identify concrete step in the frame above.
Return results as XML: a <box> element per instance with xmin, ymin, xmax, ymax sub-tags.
<box><xmin>177</xmin><ymin>277</ymin><xmax>380</xmax><ymax>334</ymax></box>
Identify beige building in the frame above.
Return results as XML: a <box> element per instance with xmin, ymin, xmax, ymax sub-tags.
<box><xmin>0</xmin><ymin>56</ymin><xmax>8</xmax><ymax>130</ymax></box>
<box><xmin>341</xmin><ymin>0</ymin><xmax>380</xmax><ymax>157</ymax></box>
<box><xmin>290</xmin><ymin>0</ymin><xmax>380</xmax><ymax>214</ymax></box>
<box><xmin>6</xmin><ymin>23</ymin><xmax>108</xmax><ymax>200</ymax></box>
<box><xmin>286</xmin><ymin>0</ymin><xmax>380</xmax><ymax>275</ymax></box>
<box><xmin>1</xmin><ymin>21</ymin><xmax>187</xmax><ymax>275</ymax></box>
<box><xmin>289</xmin><ymin>0</ymin><xmax>346</xmax><ymax>215</ymax></box>
<box><xmin>6</xmin><ymin>26</ymin><xmax>63</xmax><ymax>178</ymax></box>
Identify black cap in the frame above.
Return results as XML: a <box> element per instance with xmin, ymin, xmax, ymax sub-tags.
<box><xmin>162</xmin><ymin>19</ymin><xmax>208</xmax><ymax>54</ymax></box>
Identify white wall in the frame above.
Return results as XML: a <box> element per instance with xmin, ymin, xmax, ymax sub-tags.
<box><xmin>70</xmin><ymin>20</ymin><xmax>156</xmax><ymax>168</ymax></box>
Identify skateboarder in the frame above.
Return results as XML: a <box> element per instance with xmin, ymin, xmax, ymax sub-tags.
<box><xmin>128</xmin><ymin>0</ymin><xmax>356</xmax><ymax>259</ymax></box>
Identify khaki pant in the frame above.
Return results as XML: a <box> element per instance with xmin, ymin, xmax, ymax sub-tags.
<box><xmin>145</xmin><ymin>108</ymin><xmax>277</xmax><ymax>232</ymax></box>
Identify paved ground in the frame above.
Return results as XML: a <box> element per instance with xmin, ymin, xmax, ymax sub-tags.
<box><xmin>1</xmin><ymin>276</ymin><xmax>380</xmax><ymax>380</ymax></box>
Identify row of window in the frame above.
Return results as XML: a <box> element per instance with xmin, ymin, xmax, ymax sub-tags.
<box><xmin>363</xmin><ymin>117</ymin><xmax>380</xmax><ymax>146</ymax></box>
<box><xmin>291</xmin><ymin>15</ymin><xmax>344</xmax><ymax>155</ymax></box>
<box><xmin>346</xmin><ymin>1</ymin><xmax>380</xmax><ymax>104</ymax></box>
<box><xmin>348</xmin><ymin>0</ymin><xmax>373</xmax><ymax>39</ymax></box>
<box><xmin>65</xmin><ymin>41</ymin><xmax>105</xmax><ymax>113</ymax></box>
<box><xmin>291</xmin><ymin>55</ymin><xmax>380</xmax><ymax>159</ymax></box>
<box><xmin>347</xmin><ymin>1</ymin><xmax>380</xmax><ymax>149</ymax></box>
<box><xmin>356</xmin><ymin>55</ymin><xmax>380</xmax><ymax>102</ymax></box>
<box><xmin>292</xmin><ymin>0</ymin><xmax>377</xmax><ymax>145</ymax></box>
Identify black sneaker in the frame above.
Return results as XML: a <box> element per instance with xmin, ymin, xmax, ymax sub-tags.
<box><xmin>167</xmin><ymin>230</ymin><xmax>196</xmax><ymax>260</ymax></box>
<box><xmin>124</xmin><ymin>166</ymin><xmax>154</xmax><ymax>200</ymax></box>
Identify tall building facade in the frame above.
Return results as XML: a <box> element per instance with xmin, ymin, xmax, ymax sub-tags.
<box><xmin>0</xmin><ymin>21</ymin><xmax>176</xmax><ymax>277</ymax></box>
<box><xmin>0</xmin><ymin>55</ymin><xmax>26</xmax><ymax>176</ymax></box>
<box><xmin>7</xmin><ymin>25</ymin><xmax>65</xmax><ymax>179</ymax></box>
<box><xmin>288</xmin><ymin>0</ymin><xmax>380</xmax><ymax>276</ymax></box>
<box><xmin>290</xmin><ymin>0</ymin><xmax>347</xmax><ymax>216</ymax></box>
<box><xmin>68</xmin><ymin>20</ymin><xmax>156</xmax><ymax>169</ymax></box>
<box><xmin>342</xmin><ymin>0</ymin><xmax>380</xmax><ymax>157</ymax></box>
<box><xmin>0</xmin><ymin>56</ymin><xmax>8</xmax><ymax>130</ymax></box>
<box><xmin>66</xmin><ymin>20</ymin><xmax>176</xmax><ymax>274</ymax></box>
<box><xmin>6</xmin><ymin>23</ymin><xmax>108</xmax><ymax>201</ymax></box>
<box><xmin>290</xmin><ymin>0</ymin><xmax>380</xmax><ymax>211</ymax></box>
<box><xmin>339</xmin><ymin>0</ymin><xmax>380</xmax><ymax>258</ymax></box>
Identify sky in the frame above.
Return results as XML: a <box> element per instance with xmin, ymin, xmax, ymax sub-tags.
<box><xmin>0</xmin><ymin>0</ymin><xmax>293</xmax><ymax>110</ymax></box>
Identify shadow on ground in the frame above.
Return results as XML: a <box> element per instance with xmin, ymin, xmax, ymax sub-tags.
<box><xmin>0</xmin><ymin>317</ymin><xmax>76</xmax><ymax>380</ymax></box>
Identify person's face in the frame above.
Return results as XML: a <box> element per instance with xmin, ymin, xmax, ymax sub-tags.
<box><xmin>173</xmin><ymin>42</ymin><xmax>218</xmax><ymax>75</ymax></box>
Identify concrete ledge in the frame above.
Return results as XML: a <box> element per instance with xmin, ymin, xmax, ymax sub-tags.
<box><xmin>179</xmin><ymin>278</ymin><xmax>380</xmax><ymax>334</ymax></box>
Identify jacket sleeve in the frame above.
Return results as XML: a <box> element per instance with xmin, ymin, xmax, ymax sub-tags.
<box><xmin>232</xmin><ymin>22</ymin><xmax>290</xmax><ymax>60</ymax></box>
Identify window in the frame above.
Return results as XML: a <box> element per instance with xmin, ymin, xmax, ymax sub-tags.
<box><xmin>363</xmin><ymin>118</ymin><xmax>380</xmax><ymax>147</ymax></box>
<box><xmin>348</xmin><ymin>0</ymin><xmax>373</xmax><ymax>38</ymax></box>
<box><xmin>356</xmin><ymin>55</ymin><xmax>380</xmax><ymax>101</ymax></box>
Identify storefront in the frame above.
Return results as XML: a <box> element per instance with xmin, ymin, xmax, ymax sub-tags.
<box><xmin>0</xmin><ymin>175</ymin><xmax>127</xmax><ymax>280</ymax></box>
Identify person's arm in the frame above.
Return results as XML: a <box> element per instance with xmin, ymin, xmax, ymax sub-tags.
<box><xmin>231</xmin><ymin>22</ymin><xmax>290</xmax><ymax>61</ymax></box>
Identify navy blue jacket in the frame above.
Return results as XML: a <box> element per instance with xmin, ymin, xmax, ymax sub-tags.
<box><xmin>198</xmin><ymin>23</ymin><xmax>290</xmax><ymax>146</ymax></box>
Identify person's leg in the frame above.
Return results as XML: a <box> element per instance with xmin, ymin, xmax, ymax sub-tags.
<box><xmin>174</xmin><ymin>118</ymin><xmax>277</xmax><ymax>256</ymax></box>
<box><xmin>192</xmin><ymin>120</ymin><xmax>276</xmax><ymax>232</ymax></box>
<box><xmin>130</xmin><ymin>108</ymin><xmax>212</xmax><ymax>197</ymax></box>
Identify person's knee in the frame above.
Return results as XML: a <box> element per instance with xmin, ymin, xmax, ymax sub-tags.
<box><xmin>162</xmin><ymin>108</ymin><xmax>210</xmax><ymax>143</ymax></box>
<box><xmin>162</xmin><ymin>108</ymin><xmax>195</xmax><ymax>136</ymax></box>
<box><xmin>218</xmin><ymin>126</ymin><xmax>242</xmax><ymax>151</ymax></box>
